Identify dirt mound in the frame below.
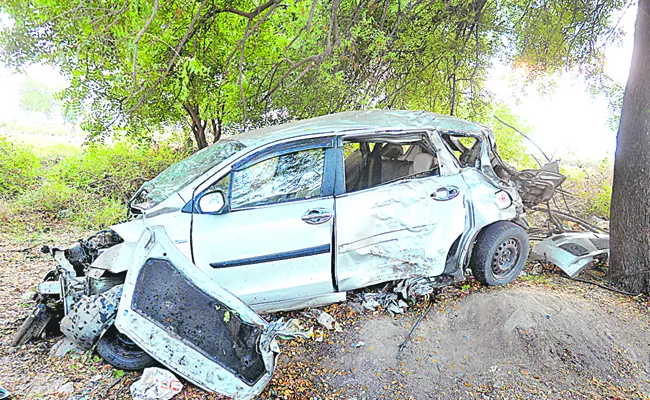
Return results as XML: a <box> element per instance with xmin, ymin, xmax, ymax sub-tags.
<box><xmin>325</xmin><ymin>286</ymin><xmax>650</xmax><ymax>399</ymax></box>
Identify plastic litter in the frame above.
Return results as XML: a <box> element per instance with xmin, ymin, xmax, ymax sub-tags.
<box><xmin>260</xmin><ymin>318</ymin><xmax>314</xmax><ymax>353</ymax></box>
<box><xmin>130</xmin><ymin>367</ymin><xmax>183</xmax><ymax>400</ymax></box>
<box><xmin>0</xmin><ymin>387</ymin><xmax>9</xmax><ymax>400</ymax></box>
<box><xmin>316</xmin><ymin>311</ymin><xmax>342</xmax><ymax>332</ymax></box>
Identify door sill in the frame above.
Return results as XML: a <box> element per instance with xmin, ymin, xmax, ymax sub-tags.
<box><xmin>251</xmin><ymin>292</ymin><xmax>346</xmax><ymax>314</ymax></box>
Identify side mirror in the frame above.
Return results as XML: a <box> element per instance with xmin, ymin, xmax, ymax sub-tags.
<box><xmin>198</xmin><ymin>190</ymin><xmax>226</xmax><ymax>214</ymax></box>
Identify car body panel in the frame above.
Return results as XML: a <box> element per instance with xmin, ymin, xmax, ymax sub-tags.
<box><xmin>335</xmin><ymin>174</ymin><xmax>467</xmax><ymax>290</ymax></box>
<box><xmin>115</xmin><ymin>226</ymin><xmax>277</xmax><ymax>399</ymax></box>
<box><xmin>530</xmin><ymin>232</ymin><xmax>609</xmax><ymax>277</ymax></box>
<box><xmin>192</xmin><ymin>197</ymin><xmax>336</xmax><ymax>307</ymax></box>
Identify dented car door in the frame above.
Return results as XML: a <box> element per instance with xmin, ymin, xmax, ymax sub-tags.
<box><xmin>335</xmin><ymin>132</ymin><xmax>468</xmax><ymax>290</ymax></box>
<box><xmin>115</xmin><ymin>226</ymin><xmax>278</xmax><ymax>399</ymax></box>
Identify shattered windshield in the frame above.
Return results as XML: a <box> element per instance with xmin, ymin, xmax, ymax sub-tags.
<box><xmin>132</xmin><ymin>140</ymin><xmax>246</xmax><ymax>210</ymax></box>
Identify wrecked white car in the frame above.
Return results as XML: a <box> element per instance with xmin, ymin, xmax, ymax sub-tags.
<box><xmin>14</xmin><ymin>110</ymin><xmax>564</xmax><ymax>398</ymax></box>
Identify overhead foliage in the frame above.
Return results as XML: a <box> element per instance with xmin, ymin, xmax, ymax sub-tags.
<box><xmin>0</xmin><ymin>0</ymin><xmax>628</xmax><ymax>148</ymax></box>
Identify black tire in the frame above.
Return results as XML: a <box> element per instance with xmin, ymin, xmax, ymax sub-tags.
<box><xmin>470</xmin><ymin>221</ymin><xmax>529</xmax><ymax>286</ymax></box>
<box><xmin>96</xmin><ymin>325</ymin><xmax>156</xmax><ymax>371</ymax></box>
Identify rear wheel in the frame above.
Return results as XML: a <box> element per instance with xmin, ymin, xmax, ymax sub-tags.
<box><xmin>96</xmin><ymin>325</ymin><xmax>156</xmax><ymax>370</ymax></box>
<box><xmin>470</xmin><ymin>221</ymin><xmax>529</xmax><ymax>286</ymax></box>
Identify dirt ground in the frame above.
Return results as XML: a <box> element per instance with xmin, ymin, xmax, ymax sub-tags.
<box><xmin>1</xmin><ymin>232</ymin><xmax>649</xmax><ymax>399</ymax></box>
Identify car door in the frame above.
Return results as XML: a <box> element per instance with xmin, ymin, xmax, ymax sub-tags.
<box><xmin>335</xmin><ymin>131</ymin><xmax>468</xmax><ymax>291</ymax></box>
<box><xmin>190</xmin><ymin>138</ymin><xmax>338</xmax><ymax>308</ymax></box>
<box><xmin>115</xmin><ymin>226</ymin><xmax>277</xmax><ymax>399</ymax></box>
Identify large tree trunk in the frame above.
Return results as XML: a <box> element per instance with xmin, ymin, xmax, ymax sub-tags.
<box><xmin>608</xmin><ymin>0</ymin><xmax>650</xmax><ymax>294</ymax></box>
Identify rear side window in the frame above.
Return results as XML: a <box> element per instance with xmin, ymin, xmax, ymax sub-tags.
<box><xmin>230</xmin><ymin>148</ymin><xmax>325</xmax><ymax>209</ymax></box>
<box><xmin>441</xmin><ymin>133</ymin><xmax>482</xmax><ymax>168</ymax></box>
<box><xmin>343</xmin><ymin>139</ymin><xmax>439</xmax><ymax>193</ymax></box>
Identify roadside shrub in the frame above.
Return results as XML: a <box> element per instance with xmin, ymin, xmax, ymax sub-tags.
<box><xmin>0</xmin><ymin>135</ymin><xmax>40</xmax><ymax>197</ymax></box>
<box><xmin>52</xmin><ymin>142</ymin><xmax>185</xmax><ymax>204</ymax></box>
<box><xmin>564</xmin><ymin>159</ymin><xmax>612</xmax><ymax>219</ymax></box>
<box><xmin>13</xmin><ymin>140</ymin><xmax>187</xmax><ymax>230</ymax></box>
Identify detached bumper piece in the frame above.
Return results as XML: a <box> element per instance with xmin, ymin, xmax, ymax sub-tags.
<box><xmin>530</xmin><ymin>232</ymin><xmax>609</xmax><ymax>277</ymax></box>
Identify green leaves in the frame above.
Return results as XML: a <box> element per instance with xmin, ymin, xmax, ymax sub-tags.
<box><xmin>0</xmin><ymin>0</ymin><xmax>628</xmax><ymax>144</ymax></box>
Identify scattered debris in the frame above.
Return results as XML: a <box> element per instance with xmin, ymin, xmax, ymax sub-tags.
<box><xmin>130</xmin><ymin>368</ymin><xmax>183</xmax><ymax>400</ymax></box>
<box><xmin>351</xmin><ymin>341</ymin><xmax>366</xmax><ymax>348</ymax></box>
<box><xmin>530</xmin><ymin>232</ymin><xmax>609</xmax><ymax>277</ymax></box>
<box><xmin>394</xmin><ymin>278</ymin><xmax>438</xmax><ymax>298</ymax></box>
<box><xmin>263</xmin><ymin>317</ymin><xmax>314</xmax><ymax>342</ymax></box>
<box><xmin>358</xmin><ymin>277</ymin><xmax>444</xmax><ymax>314</ymax></box>
<box><xmin>359</xmin><ymin>291</ymin><xmax>407</xmax><ymax>313</ymax></box>
<box><xmin>0</xmin><ymin>387</ymin><xmax>9</xmax><ymax>400</ymax></box>
<box><xmin>49</xmin><ymin>336</ymin><xmax>83</xmax><ymax>357</ymax></box>
<box><xmin>57</xmin><ymin>382</ymin><xmax>74</xmax><ymax>394</ymax></box>
<box><xmin>316</xmin><ymin>311</ymin><xmax>342</xmax><ymax>332</ymax></box>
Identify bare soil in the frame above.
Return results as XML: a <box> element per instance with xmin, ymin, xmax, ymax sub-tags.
<box><xmin>1</xmin><ymin>233</ymin><xmax>649</xmax><ymax>399</ymax></box>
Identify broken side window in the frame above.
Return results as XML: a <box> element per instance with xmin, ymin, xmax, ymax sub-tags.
<box><xmin>440</xmin><ymin>133</ymin><xmax>482</xmax><ymax>168</ymax></box>
<box><xmin>230</xmin><ymin>148</ymin><xmax>325</xmax><ymax>209</ymax></box>
<box><xmin>343</xmin><ymin>139</ymin><xmax>439</xmax><ymax>193</ymax></box>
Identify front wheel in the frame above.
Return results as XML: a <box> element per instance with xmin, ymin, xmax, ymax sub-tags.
<box><xmin>96</xmin><ymin>325</ymin><xmax>156</xmax><ymax>370</ymax></box>
<box><xmin>470</xmin><ymin>221</ymin><xmax>529</xmax><ymax>286</ymax></box>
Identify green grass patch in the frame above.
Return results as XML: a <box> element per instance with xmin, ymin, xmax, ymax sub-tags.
<box><xmin>1</xmin><ymin>138</ymin><xmax>188</xmax><ymax>236</ymax></box>
<box><xmin>0</xmin><ymin>134</ymin><xmax>41</xmax><ymax>197</ymax></box>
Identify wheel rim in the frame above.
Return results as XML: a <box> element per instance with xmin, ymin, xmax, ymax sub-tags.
<box><xmin>491</xmin><ymin>238</ymin><xmax>521</xmax><ymax>278</ymax></box>
<box><xmin>115</xmin><ymin>331</ymin><xmax>141</xmax><ymax>351</ymax></box>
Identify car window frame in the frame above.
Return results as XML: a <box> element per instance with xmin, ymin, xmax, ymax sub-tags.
<box><xmin>228</xmin><ymin>147</ymin><xmax>329</xmax><ymax>211</ymax></box>
<box><xmin>184</xmin><ymin>136</ymin><xmax>338</xmax><ymax>214</ymax></box>
<box><xmin>335</xmin><ymin>130</ymin><xmax>442</xmax><ymax>197</ymax></box>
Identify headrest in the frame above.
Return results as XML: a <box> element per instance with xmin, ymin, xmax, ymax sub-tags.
<box><xmin>412</xmin><ymin>153</ymin><xmax>434</xmax><ymax>173</ymax></box>
<box><xmin>381</xmin><ymin>144</ymin><xmax>404</xmax><ymax>159</ymax></box>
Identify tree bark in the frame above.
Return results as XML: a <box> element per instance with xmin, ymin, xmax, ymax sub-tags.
<box><xmin>608</xmin><ymin>0</ymin><xmax>650</xmax><ymax>294</ymax></box>
<box><xmin>183</xmin><ymin>103</ymin><xmax>209</xmax><ymax>149</ymax></box>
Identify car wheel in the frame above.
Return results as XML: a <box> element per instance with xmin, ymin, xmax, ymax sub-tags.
<box><xmin>470</xmin><ymin>221</ymin><xmax>529</xmax><ymax>286</ymax></box>
<box><xmin>96</xmin><ymin>325</ymin><xmax>156</xmax><ymax>370</ymax></box>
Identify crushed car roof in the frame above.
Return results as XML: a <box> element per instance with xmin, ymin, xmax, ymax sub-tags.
<box><xmin>235</xmin><ymin>110</ymin><xmax>487</xmax><ymax>146</ymax></box>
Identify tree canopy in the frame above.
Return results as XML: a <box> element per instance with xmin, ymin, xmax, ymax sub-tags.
<box><xmin>1</xmin><ymin>0</ymin><xmax>629</xmax><ymax>148</ymax></box>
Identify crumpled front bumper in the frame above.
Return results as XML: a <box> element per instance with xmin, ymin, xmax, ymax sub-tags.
<box><xmin>530</xmin><ymin>232</ymin><xmax>609</xmax><ymax>277</ymax></box>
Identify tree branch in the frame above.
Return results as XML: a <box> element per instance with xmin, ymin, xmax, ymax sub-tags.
<box><xmin>130</xmin><ymin>0</ymin><xmax>160</xmax><ymax>98</ymax></box>
<box><xmin>263</xmin><ymin>0</ymin><xmax>341</xmax><ymax>101</ymax></box>
<box><xmin>128</xmin><ymin>0</ymin><xmax>208</xmax><ymax>114</ymax></box>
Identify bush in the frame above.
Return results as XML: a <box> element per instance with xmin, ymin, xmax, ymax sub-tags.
<box><xmin>8</xmin><ymin>140</ymin><xmax>187</xmax><ymax>230</ymax></box>
<box><xmin>564</xmin><ymin>159</ymin><xmax>612</xmax><ymax>219</ymax></box>
<box><xmin>0</xmin><ymin>135</ymin><xmax>40</xmax><ymax>197</ymax></box>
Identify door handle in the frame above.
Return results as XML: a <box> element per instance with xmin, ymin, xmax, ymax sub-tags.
<box><xmin>431</xmin><ymin>186</ymin><xmax>460</xmax><ymax>201</ymax></box>
<box><xmin>301</xmin><ymin>208</ymin><xmax>333</xmax><ymax>225</ymax></box>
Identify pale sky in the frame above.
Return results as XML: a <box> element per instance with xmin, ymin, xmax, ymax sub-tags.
<box><xmin>486</xmin><ymin>5</ymin><xmax>636</xmax><ymax>161</ymax></box>
<box><xmin>0</xmin><ymin>6</ymin><xmax>637</xmax><ymax>160</ymax></box>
